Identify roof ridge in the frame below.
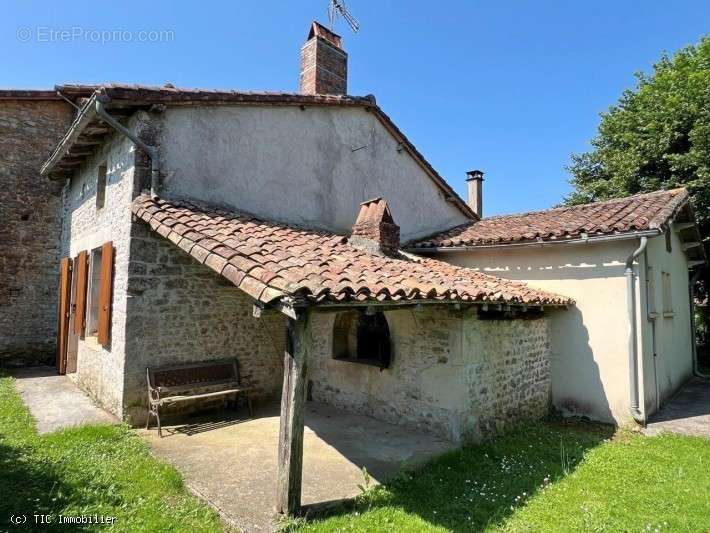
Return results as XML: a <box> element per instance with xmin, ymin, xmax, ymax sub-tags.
<box><xmin>480</xmin><ymin>188</ymin><xmax>687</xmax><ymax>222</ymax></box>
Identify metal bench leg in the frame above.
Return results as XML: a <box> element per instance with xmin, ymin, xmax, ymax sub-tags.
<box><xmin>156</xmin><ymin>407</ymin><xmax>163</xmax><ymax>438</ymax></box>
<box><xmin>146</xmin><ymin>408</ymin><xmax>152</xmax><ymax>430</ymax></box>
<box><xmin>246</xmin><ymin>392</ymin><xmax>253</xmax><ymax>418</ymax></box>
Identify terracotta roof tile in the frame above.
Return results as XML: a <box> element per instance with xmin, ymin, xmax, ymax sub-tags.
<box><xmin>411</xmin><ymin>188</ymin><xmax>690</xmax><ymax>249</ymax></box>
<box><xmin>132</xmin><ymin>195</ymin><xmax>571</xmax><ymax>307</ymax></box>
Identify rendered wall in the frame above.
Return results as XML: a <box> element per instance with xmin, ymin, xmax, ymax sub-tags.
<box><xmin>440</xmin><ymin>240</ymin><xmax>636</xmax><ymax>424</ymax></box>
<box><xmin>640</xmin><ymin>230</ymin><xmax>693</xmax><ymax>412</ymax></box>
<box><xmin>156</xmin><ymin>105</ymin><xmax>470</xmax><ymax>242</ymax></box>
<box><xmin>438</xmin><ymin>235</ymin><xmax>693</xmax><ymax>425</ymax></box>
<box><xmin>308</xmin><ymin>306</ymin><xmax>551</xmax><ymax>442</ymax></box>
<box><xmin>0</xmin><ymin>99</ymin><xmax>73</xmax><ymax>364</ymax></box>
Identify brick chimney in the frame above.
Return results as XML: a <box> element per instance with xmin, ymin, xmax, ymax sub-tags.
<box><xmin>466</xmin><ymin>170</ymin><xmax>484</xmax><ymax>218</ymax></box>
<box><xmin>300</xmin><ymin>21</ymin><xmax>347</xmax><ymax>95</ymax></box>
<box><xmin>349</xmin><ymin>198</ymin><xmax>400</xmax><ymax>256</ymax></box>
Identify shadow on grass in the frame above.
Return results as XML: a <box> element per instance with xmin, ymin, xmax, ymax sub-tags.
<box><xmin>0</xmin><ymin>439</ymin><xmax>97</xmax><ymax>532</ymax></box>
<box><xmin>300</xmin><ymin>418</ymin><xmax>615</xmax><ymax>531</ymax></box>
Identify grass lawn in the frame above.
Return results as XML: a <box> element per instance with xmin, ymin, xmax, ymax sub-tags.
<box><xmin>0</xmin><ymin>372</ymin><xmax>223</xmax><ymax>532</ymax></box>
<box><xmin>293</xmin><ymin>421</ymin><xmax>710</xmax><ymax>532</ymax></box>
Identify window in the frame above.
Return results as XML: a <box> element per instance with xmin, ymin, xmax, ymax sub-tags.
<box><xmin>662</xmin><ymin>271</ymin><xmax>673</xmax><ymax>317</ymax></box>
<box><xmin>333</xmin><ymin>310</ymin><xmax>392</xmax><ymax>369</ymax></box>
<box><xmin>86</xmin><ymin>247</ymin><xmax>103</xmax><ymax>337</ymax></box>
<box><xmin>96</xmin><ymin>163</ymin><xmax>107</xmax><ymax>209</ymax></box>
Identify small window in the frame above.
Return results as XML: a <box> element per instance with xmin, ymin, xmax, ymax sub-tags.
<box><xmin>662</xmin><ymin>271</ymin><xmax>673</xmax><ymax>317</ymax></box>
<box><xmin>665</xmin><ymin>231</ymin><xmax>672</xmax><ymax>253</ymax></box>
<box><xmin>333</xmin><ymin>310</ymin><xmax>392</xmax><ymax>369</ymax></box>
<box><xmin>96</xmin><ymin>163</ymin><xmax>107</xmax><ymax>209</ymax></box>
<box><xmin>86</xmin><ymin>246</ymin><xmax>103</xmax><ymax>336</ymax></box>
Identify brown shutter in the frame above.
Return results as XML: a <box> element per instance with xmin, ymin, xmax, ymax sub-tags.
<box><xmin>97</xmin><ymin>242</ymin><xmax>114</xmax><ymax>346</ymax></box>
<box><xmin>73</xmin><ymin>251</ymin><xmax>88</xmax><ymax>336</ymax></box>
<box><xmin>56</xmin><ymin>257</ymin><xmax>72</xmax><ymax>374</ymax></box>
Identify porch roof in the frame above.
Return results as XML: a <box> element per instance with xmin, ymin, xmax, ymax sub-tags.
<box><xmin>132</xmin><ymin>195</ymin><xmax>572</xmax><ymax>308</ymax></box>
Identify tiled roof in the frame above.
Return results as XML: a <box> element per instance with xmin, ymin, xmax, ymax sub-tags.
<box><xmin>411</xmin><ymin>188</ymin><xmax>690</xmax><ymax>249</ymax></box>
<box><xmin>132</xmin><ymin>195</ymin><xmax>571</xmax><ymax>307</ymax></box>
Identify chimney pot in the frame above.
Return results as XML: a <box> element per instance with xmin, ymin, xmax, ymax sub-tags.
<box><xmin>465</xmin><ymin>170</ymin><xmax>484</xmax><ymax>218</ymax></box>
<box><xmin>349</xmin><ymin>197</ymin><xmax>400</xmax><ymax>256</ymax></box>
<box><xmin>300</xmin><ymin>21</ymin><xmax>348</xmax><ymax>95</ymax></box>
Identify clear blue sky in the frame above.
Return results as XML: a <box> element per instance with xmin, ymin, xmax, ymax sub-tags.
<box><xmin>3</xmin><ymin>1</ymin><xmax>708</xmax><ymax>216</ymax></box>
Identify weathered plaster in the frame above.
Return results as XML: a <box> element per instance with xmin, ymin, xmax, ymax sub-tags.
<box><xmin>157</xmin><ymin>105</ymin><xmax>470</xmax><ymax>241</ymax></box>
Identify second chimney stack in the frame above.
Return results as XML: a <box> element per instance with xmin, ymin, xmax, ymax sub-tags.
<box><xmin>300</xmin><ymin>21</ymin><xmax>347</xmax><ymax>95</ymax></box>
<box><xmin>466</xmin><ymin>170</ymin><xmax>484</xmax><ymax>218</ymax></box>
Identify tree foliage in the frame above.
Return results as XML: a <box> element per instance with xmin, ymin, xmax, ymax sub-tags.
<box><xmin>566</xmin><ymin>37</ymin><xmax>710</xmax><ymax>244</ymax></box>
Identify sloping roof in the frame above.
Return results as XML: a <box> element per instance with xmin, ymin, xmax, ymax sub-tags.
<box><xmin>410</xmin><ymin>188</ymin><xmax>692</xmax><ymax>249</ymax></box>
<box><xmin>132</xmin><ymin>195</ymin><xmax>571</xmax><ymax>307</ymax></box>
<box><xmin>41</xmin><ymin>83</ymin><xmax>475</xmax><ymax>219</ymax></box>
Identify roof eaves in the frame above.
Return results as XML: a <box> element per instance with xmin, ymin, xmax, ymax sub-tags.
<box><xmin>40</xmin><ymin>92</ymin><xmax>100</xmax><ymax>178</ymax></box>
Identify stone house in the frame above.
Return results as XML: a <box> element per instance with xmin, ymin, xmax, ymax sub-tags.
<box><xmin>0</xmin><ymin>20</ymin><xmax>705</xmax><ymax>514</ymax></box>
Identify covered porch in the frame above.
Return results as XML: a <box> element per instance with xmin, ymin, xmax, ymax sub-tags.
<box><xmin>130</xmin><ymin>194</ymin><xmax>571</xmax><ymax>520</ymax></box>
<box><xmin>141</xmin><ymin>401</ymin><xmax>453</xmax><ymax>531</ymax></box>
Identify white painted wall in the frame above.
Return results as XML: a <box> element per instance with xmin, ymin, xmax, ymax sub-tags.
<box><xmin>640</xmin><ymin>230</ymin><xmax>694</xmax><ymax>413</ymax></box>
<box><xmin>436</xmin><ymin>235</ymin><xmax>694</xmax><ymax>425</ymax></box>
<box><xmin>157</xmin><ymin>105</ymin><xmax>470</xmax><ymax>241</ymax></box>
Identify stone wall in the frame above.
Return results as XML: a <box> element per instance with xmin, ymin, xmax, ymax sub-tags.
<box><xmin>0</xmin><ymin>98</ymin><xmax>74</xmax><ymax>364</ymax></box>
<box><xmin>308</xmin><ymin>307</ymin><xmax>551</xmax><ymax>442</ymax></box>
<box><xmin>59</xmin><ymin>126</ymin><xmax>138</xmax><ymax>417</ymax></box>
<box><xmin>122</xmin><ymin>224</ymin><xmax>286</xmax><ymax>424</ymax></box>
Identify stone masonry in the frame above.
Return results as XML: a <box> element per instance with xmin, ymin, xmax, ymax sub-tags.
<box><xmin>0</xmin><ymin>95</ymin><xmax>74</xmax><ymax>365</ymax></box>
<box><xmin>122</xmin><ymin>224</ymin><xmax>286</xmax><ymax>424</ymax></box>
<box><xmin>308</xmin><ymin>306</ymin><xmax>551</xmax><ymax>442</ymax></box>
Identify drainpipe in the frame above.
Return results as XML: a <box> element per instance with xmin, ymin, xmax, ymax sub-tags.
<box><xmin>626</xmin><ymin>236</ymin><xmax>648</xmax><ymax>424</ymax></box>
<box><xmin>94</xmin><ymin>99</ymin><xmax>160</xmax><ymax>198</ymax></box>
<box><xmin>689</xmin><ymin>268</ymin><xmax>709</xmax><ymax>378</ymax></box>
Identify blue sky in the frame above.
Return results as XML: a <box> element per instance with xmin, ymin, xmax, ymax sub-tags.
<box><xmin>2</xmin><ymin>1</ymin><xmax>708</xmax><ymax>216</ymax></box>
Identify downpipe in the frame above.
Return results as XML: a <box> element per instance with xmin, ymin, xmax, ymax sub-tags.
<box><xmin>95</xmin><ymin>99</ymin><xmax>160</xmax><ymax>198</ymax></box>
<box><xmin>626</xmin><ymin>236</ymin><xmax>648</xmax><ymax>424</ymax></box>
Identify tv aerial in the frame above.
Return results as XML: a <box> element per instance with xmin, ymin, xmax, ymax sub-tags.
<box><xmin>328</xmin><ymin>0</ymin><xmax>360</xmax><ymax>33</ymax></box>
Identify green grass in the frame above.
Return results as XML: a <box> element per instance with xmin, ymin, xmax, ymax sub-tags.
<box><xmin>0</xmin><ymin>372</ymin><xmax>223</xmax><ymax>532</ymax></box>
<box><xmin>293</xmin><ymin>421</ymin><xmax>710</xmax><ymax>533</ymax></box>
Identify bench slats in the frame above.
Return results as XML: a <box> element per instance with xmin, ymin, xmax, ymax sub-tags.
<box><xmin>146</xmin><ymin>359</ymin><xmax>253</xmax><ymax>437</ymax></box>
<box><xmin>158</xmin><ymin>387</ymin><xmax>250</xmax><ymax>404</ymax></box>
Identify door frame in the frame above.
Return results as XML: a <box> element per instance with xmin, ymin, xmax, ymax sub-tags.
<box><xmin>56</xmin><ymin>257</ymin><xmax>72</xmax><ymax>375</ymax></box>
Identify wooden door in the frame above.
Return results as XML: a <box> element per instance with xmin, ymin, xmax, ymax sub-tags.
<box><xmin>56</xmin><ymin>257</ymin><xmax>72</xmax><ymax>374</ymax></box>
<box><xmin>66</xmin><ymin>256</ymin><xmax>80</xmax><ymax>373</ymax></box>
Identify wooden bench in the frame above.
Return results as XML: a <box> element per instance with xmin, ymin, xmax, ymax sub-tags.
<box><xmin>146</xmin><ymin>360</ymin><xmax>253</xmax><ymax>437</ymax></box>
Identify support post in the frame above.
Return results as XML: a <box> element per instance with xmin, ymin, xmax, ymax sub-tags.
<box><xmin>276</xmin><ymin>310</ymin><xmax>310</xmax><ymax>516</ymax></box>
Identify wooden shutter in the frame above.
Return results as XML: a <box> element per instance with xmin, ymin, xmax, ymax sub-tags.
<box><xmin>73</xmin><ymin>251</ymin><xmax>88</xmax><ymax>336</ymax></box>
<box><xmin>56</xmin><ymin>257</ymin><xmax>72</xmax><ymax>374</ymax></box>
<box><xmin>97</xmin><ymin>241</ymin><xmax>114</xmax><ymax>346</ymax></box>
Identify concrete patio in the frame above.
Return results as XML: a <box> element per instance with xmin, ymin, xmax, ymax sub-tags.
<box><xmin>9</xmin><ymin>366</ymin><xmax>117</xmax><ymax>433</ymax></box>
<box><xmin>644</xmin><ymin>378</ymin><xmax>710</xmax><ymax>437</ymax></box>
<box><xmin>139</xmin><ymin>401</ymin><xmax>455</xmax><ymax>532</ymax></box>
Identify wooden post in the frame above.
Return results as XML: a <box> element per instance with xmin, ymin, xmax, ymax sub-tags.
<box><xmin>276</xmin><ymin>311</ymin><xmax>310</xmax><ymax>516</ymax></box>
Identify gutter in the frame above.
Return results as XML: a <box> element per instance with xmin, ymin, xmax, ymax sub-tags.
<box><xmin>406</xmin><ymin>229</ymin><xmax>662</xmax><ymax>253</ymax></box>
<box><xmin>625</xmin><ymin>237</ymin><xmax>648</xmax><ymax>424</ymax></box>
<box><xmin>94</xmin><ymin>97</ymin><xmax>160</xmax><ymax>198</ymax></box>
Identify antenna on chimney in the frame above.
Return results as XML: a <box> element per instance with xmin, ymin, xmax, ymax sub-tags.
<box><xmin>328</xmin><ymin>0</ymin><xmax>360</xmax><ymax>33</ymax></box>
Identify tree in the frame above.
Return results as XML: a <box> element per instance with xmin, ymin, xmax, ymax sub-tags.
<box><xmin>566</xmin><ymin>37</ymin><xmax>710</xmax><ymax>246</ymax></box>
